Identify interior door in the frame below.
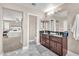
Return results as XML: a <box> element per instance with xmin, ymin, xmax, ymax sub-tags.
<box><xmin>29</xmin><ymin>15</ymin><xmax>37</xmax><ymax>42</ymax></box>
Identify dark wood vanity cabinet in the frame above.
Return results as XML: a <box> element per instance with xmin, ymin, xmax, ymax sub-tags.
<box><xmin>40</xmin><ymin>34</ymin><xmax>67</xmax><ymax>56</ymax></box>
<box><xmin>50</xmin><ymin>36</ymin><xmax>63</xmax><ymax>56</ymax></box>
<box><xmin>40</xmin><ymin>34</ymin><xmax>50</xmax><ymax>48</ymax></box>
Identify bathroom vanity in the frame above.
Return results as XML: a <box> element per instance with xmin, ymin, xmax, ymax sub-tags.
<box><xmin>40</xmin><ymin>31</ymin><xmax>68</xmax><ymax>56</ymax></box>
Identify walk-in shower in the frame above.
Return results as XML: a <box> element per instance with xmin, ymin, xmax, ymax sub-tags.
<box><xmin>2</xmin><ymin>8</ymin><xmax>23</xmax><ymax>53</ymax></box>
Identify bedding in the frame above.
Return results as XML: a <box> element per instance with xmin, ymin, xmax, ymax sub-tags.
<box><xmin>7</xmin><ymin>27</ymin><xmax>21</xmax><ymax>37</ymax></box>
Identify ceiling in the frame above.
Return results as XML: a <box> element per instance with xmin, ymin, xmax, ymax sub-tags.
<box><xmin>15</xmin><ymin>3</ymin><xmax>63</xmax><ymax>12</ymax></box>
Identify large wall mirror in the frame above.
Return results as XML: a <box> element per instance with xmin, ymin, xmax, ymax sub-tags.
<box><xmin>40</xmin><ymin>20</ymin><xmax>56</xmax><ymax>31</ymax></box>
<box><xmin>2</xmin><ymin>8</ymin><xmax>23</xmax><ymax>53</ymax></box>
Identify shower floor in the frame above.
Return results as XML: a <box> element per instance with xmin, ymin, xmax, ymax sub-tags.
<box><xmin>3</xmin><ymin>37</ymin><xmax>22</xmax><ymax>53</ymax></box>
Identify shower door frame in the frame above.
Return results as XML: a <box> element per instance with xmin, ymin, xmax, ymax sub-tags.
<box><xmin>2</xmin><ymin>7</ymin><xmax>24</xmax><ymax>53</ymax></box>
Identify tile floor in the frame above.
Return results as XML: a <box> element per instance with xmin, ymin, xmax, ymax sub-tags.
<box><xmin>3</xmin><ymin>41</ymin><xmax>79</xmax><ymax>56</ymax></box>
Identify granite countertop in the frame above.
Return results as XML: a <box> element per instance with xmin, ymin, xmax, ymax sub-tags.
<box><xmin>42</xmin><ymin>32</ymin><xmax>63</xmax><ymax>37</ymax></box>
<box><xmin>50</xmin><ymin>34</ymin><xmax>62</xmax><ymax>37</ymax></box>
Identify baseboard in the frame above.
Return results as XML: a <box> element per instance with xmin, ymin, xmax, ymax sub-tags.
<box><xmin>66</xmin><ymin>50</ymin><xmax>79</xmax><ymax>56</ymax></box>
<box><xmin>22</xmin><ymin>46</ymin><xmax>29</xmax><ymax>50</ymax></box>
<box><xmin>36</xmin><ymin>42</ymin><xmax>41</xmax><ymax>45</ymax></box>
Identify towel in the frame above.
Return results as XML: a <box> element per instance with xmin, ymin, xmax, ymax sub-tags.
<box><xmin>71</xmin><ymin>15</ymin><xmax>79</xmax><ymax>40</ymax></box>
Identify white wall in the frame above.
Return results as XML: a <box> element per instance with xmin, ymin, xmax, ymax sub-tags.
<box><xmin>0</xmin><ymin>6</ymin><xmax>3</xmax><ymax>55</ymax></box>
<box><xmin>0</xmin><ymin>4</ymin><xmax>44</xmax><ymax>54</ymax></box>
<box><xmin>36</xmin><ymin>17</ymin><xmax>40</xmax><ymax>45</ymax></box>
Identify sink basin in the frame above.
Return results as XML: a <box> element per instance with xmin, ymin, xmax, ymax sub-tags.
<box><xmin>50</xmin><ymin>34</ymin><xmax>62</xmax><ymax>37</ymax></box>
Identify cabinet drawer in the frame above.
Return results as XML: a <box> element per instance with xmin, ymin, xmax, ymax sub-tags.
<box><xmin>50</xmin><ymin>36</ymin><xmax>62</xmax><ymax>43</ymax></box>
<box><xmin>56</xmin><ymin>37</ymin><xmax>62</xmax><ymax>43</ymax></box>
<box><xmin>50</xmin><ymin>36</ymin><xmax>57</xmax><ymax>42</ymax></box>
<box><xmin>45</xmin><ymin>36</ymin><xmax>49</xmax><ymax>39</ymax></box>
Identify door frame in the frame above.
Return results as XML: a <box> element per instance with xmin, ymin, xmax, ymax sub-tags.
<box><xmin>27</xmin><ymin>13</ymin><xmax>40</xmax><ymax>47</ymax></box>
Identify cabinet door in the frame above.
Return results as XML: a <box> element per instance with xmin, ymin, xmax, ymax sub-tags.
<box><xmin>50</xmin><ymin>36</ymin><xmax>57</xmax><ymax>42</ymax></box>
<box><xmin>56</xmin><ymin>43</ymin><xmax>62</xmax><ymax>55</ymax></box>
<box><xmin>50</xmin><ymin>40</ymin><xmax>56</xmax><ymax>52</ymax></box>
<box><xmin>63</xmin><ymin>38</ymin><xmax>67</xmax><ymax>55</ymax></box>
<box><xmin>45</xmin><ymin>38</ymin><xmax>49</xmax><ymax>48</ymax></box>
<box><xmin>41</xmin><ymin>36</ymin><xmax>46</xmax><ymax>45</ymax></box>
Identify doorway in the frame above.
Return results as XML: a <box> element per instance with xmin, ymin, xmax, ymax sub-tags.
<box><xmin>29</xmin><ymin>14</ymin><xmax>37</xmax><ymax>44</ymax></box>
